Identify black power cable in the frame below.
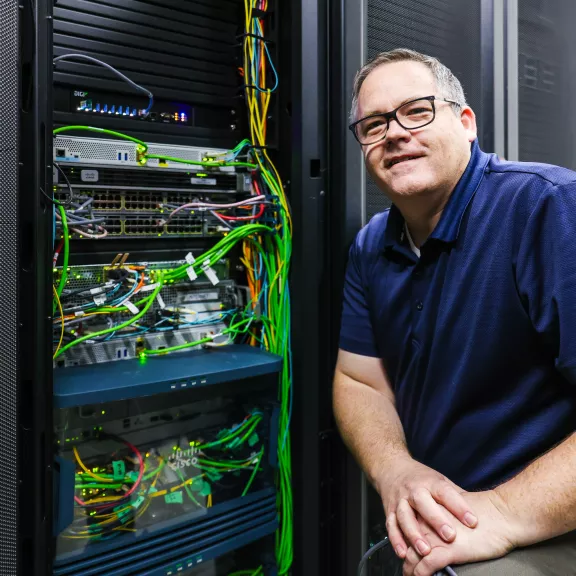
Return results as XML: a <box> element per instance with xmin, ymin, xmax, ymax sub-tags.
<box><xmin>357</xmin><ymin>537</ymin><xmax>458</xmax><ymax>576</ymax></box>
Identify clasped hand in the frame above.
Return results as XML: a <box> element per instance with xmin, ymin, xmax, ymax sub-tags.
<box><xmin>378</xmin><ymin>458</ymin><xmax>516</xmax><ymax>576</ymax></box>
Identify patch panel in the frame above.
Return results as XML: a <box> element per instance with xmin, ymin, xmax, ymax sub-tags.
<box><xmin>74</xmin><ymin>97</ymin><xmax>187</xmax><ymax>123</ymax></box>
<box><xmin>52</xmin><ymin>138</ymin><xmax>257</xmax><ymax>238</ymax></box>
<box><xmin>164</xmin><ymin>216</ymin><xmax>204</xmax><ymax>236</ymax></box>
<box><xmin>123</xmin><ymin>216</ymin><xmax>159</xmax><ymax>236</ymax></box>
<box><xmin>63</xmin><ymin>217</ymin><xmax>230</xmax><ymax>239</ymax></box>
<box><xmin>54</xmin><ymin>190</ymin><xmax>122</xmax><ymax>210</ymax></box>
<box><xmin>78</xmin><ymin>100</ymin><xmax>140</xmax><ymax>118</ymax></box>
<box><xmin>124</xmin><ymin>191</ymin><xmax>163</xmax><ymax>211</ymax></box>
<box><xmin>92</xmin><ymin>192</ymin><xmax>122</xmax><ymax>210</ymax></box>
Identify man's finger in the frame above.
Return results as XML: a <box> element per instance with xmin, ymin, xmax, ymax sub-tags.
<box><xmin>413</xmin><ymin>549</ymin><xmax>454</xmax><ymax>576</ymax></box>
<box><xmin>407</xmin><ymin>489</ymin><xmax>457</xmax><ymax>542</ymax></box>
<box><xmin>396</xmin><ymin>498</ymin><xmax>431</xmax><ymax>556</ymax></box>
<box><xmin>432</xmin><ymin>484</ymin><xmax>478</xmax><ymax>528</ymax></box>
<box><xmin>402</xmin><ymin>547</ymin><xmax>421</xmax><ymax>576</ymax></box>
<box><xmin>385</xmin><ymin>511</ymin><xmax>408</xmax><ymax>559</ymax></box>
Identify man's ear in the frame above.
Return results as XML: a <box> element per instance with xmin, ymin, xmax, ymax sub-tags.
<box><xmin>460</xmin><ymin>106</ymin><xmax>477</xmax><ymax>143</ymax></box>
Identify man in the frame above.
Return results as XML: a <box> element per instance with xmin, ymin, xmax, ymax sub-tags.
<box><xmin>334</xmin><ymin>48</ymin><xmax>576</xmax><ymax>576</ymax></box>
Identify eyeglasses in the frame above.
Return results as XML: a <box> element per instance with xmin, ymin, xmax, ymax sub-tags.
<box><xmin>349</xmin><ymin>95</ymin><xmax>461</xmax><ymax>145</ymax></box>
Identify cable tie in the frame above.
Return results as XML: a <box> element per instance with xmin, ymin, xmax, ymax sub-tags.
<box><xmin>235</xmin><ymin>32</ymin><xmax>274</xmax><ymax>44</ymax></box>
<box><xmin>238</xmin><ymin>84</ymin><xmax>262</xmax><ymax>91</ymax></box>
<box><xmin>251</xmin><ymin>8</ymin><xmax>269</xmax><ymax>18</ymax></box>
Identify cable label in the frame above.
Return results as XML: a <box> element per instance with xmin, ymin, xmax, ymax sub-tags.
<box><xmin>139</xmin><ymin>282</ymin><xmax>159</xmax><ymax>292</ymax></box>
<box><xmin>124</xmin><ymin>300</ymin><xmax>139</xmax><ymax>315</ymax></box>
<box><xmin>93</xmin><ymin>295</ymin><xmax>106</xmax><ymax>306</ymax></box>
<box><xmin>156</xmin><ymin>293</ymin><xmax>166</xmax><ymax>309</ymax></box>
<box><xmin>202</xmin><ymin>260</ymin><xmax>220</xmax><ymax>285</ymax></box>
<box><xmin>186</xmin><ymin>266</ymin><xmax>198</xmax><ymax>281</ymax></box>
<box><xmin>185</xmin><ymin>252</ymin><xmax>195</xmax><ymax>265</ymax></box>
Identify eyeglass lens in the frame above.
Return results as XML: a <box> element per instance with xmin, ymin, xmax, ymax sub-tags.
<box><xmin>355</xmin><ymin>98</ymin><xmax>435</xmax><ymax>144</ymax></box>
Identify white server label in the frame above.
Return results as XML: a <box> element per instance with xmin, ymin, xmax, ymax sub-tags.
<box><xmin>191</xmin><ymin>177</ymin><xmax>216</xmax><ymax>185</ymax></box>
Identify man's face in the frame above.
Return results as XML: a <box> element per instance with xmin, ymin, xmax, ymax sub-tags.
<box><xmin>356</xmin><ymin>61</ymin><xmax>477</xmax><ymax>200</ymax></box>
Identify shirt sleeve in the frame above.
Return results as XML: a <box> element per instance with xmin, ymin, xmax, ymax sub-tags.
<box><xmin>339</xmin><ymin>234</ymin><xmax>380</xmax><ymax>357</ymax></box>
<box><xmin>515</xmin><ymin>182</ymin><xmax>576</xmax><ymax>384</ymax></box>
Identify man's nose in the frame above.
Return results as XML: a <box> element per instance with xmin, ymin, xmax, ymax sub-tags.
<box><xmin>385</xmin><ymin>117</ymin><xmax>411</xmax><ymax>141</ymax></box>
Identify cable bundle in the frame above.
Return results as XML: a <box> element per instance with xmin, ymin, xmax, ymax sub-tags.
<box><xmin>242</xmin><ymin>1</ymin><xmax>292</xmax><ymax>573</ymax></box>
<box><xmin>65</xmin><ymin>414</ymin><xmax>265</xmax><ymax>541</ymax></box>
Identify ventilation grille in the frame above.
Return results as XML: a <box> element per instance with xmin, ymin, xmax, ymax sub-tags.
<box><xmin>55</xmin><ymin>165</ymin><xmax>239</xmax><ymax>191</ymax></box>
<box><xmin>52</xmin><ymin>0</ymin><xmax>243</xmax><ymax>146</ymax></box>
<box><xmin>0</xmin><ymin>1</ymin><xmax>19</xmax><ymax>574</ymax></box>
<box><xmin>518</xmin><ymin>0</ymin><xmax>576</xmax><ymax>170</ymax></box>
<box><xmin>365</xmin><ymin>0</ymin><xmax>483</xmax><ymax>221</ymax></box>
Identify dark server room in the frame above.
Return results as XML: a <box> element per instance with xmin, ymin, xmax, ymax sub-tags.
<box><xmin>1</xmin><ymin>0</ymin><xmax>576</xmax><ymax>575</ymax></box>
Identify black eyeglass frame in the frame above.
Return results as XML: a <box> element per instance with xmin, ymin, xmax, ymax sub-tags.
<box><xmin>348</xmin><ymin>95</ymin><xmax>461</xmax><ymax>145</ymax></box>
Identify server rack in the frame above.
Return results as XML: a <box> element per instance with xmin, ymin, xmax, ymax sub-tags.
<box><xmin>49</xmin><ymin>0</ymin><xmax>290</xmax><ymax>573</ymax></box>
<box><xmin>329</xmin><ymin>0</ymin><xmax>497</xmax><ymax>570</ymax></box>
<box><xmin>8</xmin><ymin>0</ymin><xmax>333</xmax><ymax>574</ymax></box>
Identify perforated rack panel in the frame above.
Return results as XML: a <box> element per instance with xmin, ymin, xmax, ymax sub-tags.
<box><xmin>0</xmin><ymin>1</ymin><xmax>19</xmax><ymax>573</ymax></box>
<box><xmin>52</xmin><ymin>0</ymin><xmax>244</xmax><ymax>148</ymax></box>
<box><xmin>365</xmin><ymin>0</ymin><xmax>484</xmax><ymax>222</ymax></box>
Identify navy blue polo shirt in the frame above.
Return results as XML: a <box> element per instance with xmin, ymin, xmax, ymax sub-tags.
<box><xmin>340</xmin><ymin>139</ymin><xmax>576</xmax><ymax>491</ymax></box>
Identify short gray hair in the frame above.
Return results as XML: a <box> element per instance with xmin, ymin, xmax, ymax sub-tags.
<box><xmin>350</xmin><ymin>48</ymin><xmax>468</xmax><ymax>123</ymax></box>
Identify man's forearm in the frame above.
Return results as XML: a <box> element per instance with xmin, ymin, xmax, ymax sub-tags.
<box><xmin>333</xmin><ymin>369</ymin><xmax>410</xmax><ymax>488</ymax></box>
<box><xmin>494</xmin><ymin>432</ymin><xmax>576</xmax><ymax>547</ymax></box>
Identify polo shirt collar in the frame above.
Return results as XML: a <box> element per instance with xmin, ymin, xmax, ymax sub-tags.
<box><xmin>383</xmin><ymin>139</ymin><xmax>491</xmax><ymax>252</ymax></box>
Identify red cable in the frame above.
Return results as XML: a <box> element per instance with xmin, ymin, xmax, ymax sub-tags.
<box><xmin>74</xmin><ymin>438</ymin><xmax>145</xmax><ymax>509</ymax></box>
<box><xmin>216</xmin><ymin>178</ymin><xmax>265</xmax><ymax>221</ymax></box>
<box><xmin>217</xmin><ymin>203</ymin><xmax>265</xmax><ymax>221</ymax></box>
<box><xmin>53</xmin><ymin>240</ymin><xmax>64</xmax><ymax>267</ymax></box>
